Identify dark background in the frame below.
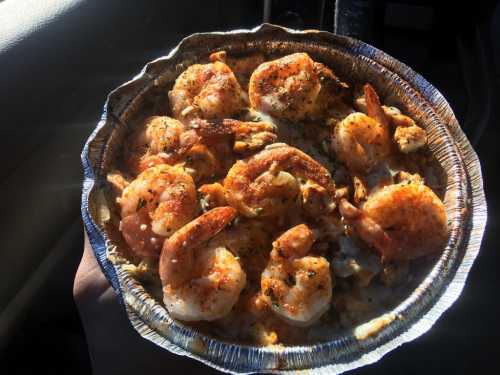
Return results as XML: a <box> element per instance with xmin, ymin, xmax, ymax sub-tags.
<box><xmin>0</xmin><ymin>0</ymin><xmax>498</xmax><ymax>374</ymax></box>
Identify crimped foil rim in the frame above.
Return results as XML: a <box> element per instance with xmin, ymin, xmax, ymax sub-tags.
<box><xmin>81</xmin><ymin>24</ymin><xmax>487</xmax><ymax>374</ymax></box>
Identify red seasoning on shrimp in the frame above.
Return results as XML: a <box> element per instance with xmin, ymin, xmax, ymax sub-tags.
<box><xmin>107</xmin><ymin>51</ymin><xmax>448</xmax><ymax>346</ymax></box>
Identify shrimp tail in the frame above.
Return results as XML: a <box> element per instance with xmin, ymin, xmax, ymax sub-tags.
<box><xmin>159</xmin><ymin>207</ymin><xmax>237</xmax><ymax>287</ymax></box>
<box><xmin>209</xmin><ymin>50</ymin><xmax>227</xmax><ymax>63</ymax></box>
<box><xmin>364</xmin><ymin>83</ymin><xmax>389</xmax><ymax>128</ymax></box>
<box><xmin>107</xmin><ymin>171</ymin><xmax>130</xmax><ymax>196</ymax></box>
<box><xmin>339</xmin><ymin>199</ymin><xmax>392</xmax><ymax>259</ymax></box>
<box><xmin>178</xmin><ymin>129</ymin><xmax>201</xmax><ymax>154</ymax></box>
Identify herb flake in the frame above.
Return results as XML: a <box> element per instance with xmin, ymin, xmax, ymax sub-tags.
<box><xmin>136</xmin><ymin>198</ymin><xmax>147</xmax><ymax>211</ymax></box>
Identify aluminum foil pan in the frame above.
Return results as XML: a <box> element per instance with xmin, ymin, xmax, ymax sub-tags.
<box><xmin>81</xmin><ymin>24</ymin><xmax>487</xmax><ymax>373</ymax></box>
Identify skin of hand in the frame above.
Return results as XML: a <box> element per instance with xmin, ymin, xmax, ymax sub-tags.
<box><xmin>73</xmin><ymin>232</ymin><xmax>217</xmax><ymax>375</ymax></box>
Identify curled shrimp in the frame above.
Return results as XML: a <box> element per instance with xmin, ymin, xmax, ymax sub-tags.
<box><xmin>249</xmin><ymin>53</ymin><xmax>348</xmax><ymax>121</ymax></box>
<box><xmin>198</xmin><ymin>182</ymin><xmax>228</xmax><ymax>211</ymax></box>
<box><xmin>354</xmin><ymin>86</ymin><xmax>427</xmax><ymax>153</ymax></box>
<box><xmin>249</xmin><ymin>53</ymin><xmax>319</xmax><ymax>121</ymax></box>
<box><xmin>332</xmin><ymin>84</ymin><xmax>392</xmax><ymax>173</ymax></box>
<box><xmin>191</xmin><ymin>118</ymin><xmax>277</xmax><ymax>154</ymax></box>
<box><xmin>159</xmin><ymin>207</ymin><xmax>246</xmax><ymax>321</ymax></box>
<box><xmin>210</xmin><ymin>50</ymin><xmax>265</xmax><ymax>90</ymax></box>
<box><xmin>124</xmin><ymin>116</ymin><xmax>199</xmax><ymax>175</ymax></box>
<box><xmin>118</xmin><ymin>164</ymin><xmax>198</xmax><ymax>257</ymax></box>
<box><xmin>142</xmin><ymin>142</ymin><xmax>232</xmax><ymax>184</ymax></box>
<box><xmin>339</xmin><ymin>182</ymin><xmax>448</xmax><ymax>261</ymax></box>
<box><xmin>125</xmin><ymin>115</ymin><xmax>236</xmax><ymax>182</ymax></box>
<box><xmin>261</xmin><ymin>224</ymin><xmax>333</xmax><ymax>326</ymax></box>
<box><xmin>169</xmin><ymin>61</ymin><xmax>247</xmax><ymax>124</ymax></box>
<box><xmin>224</xmin><ymin>144</ymin><xmax>336</xmax><ymax>218</ymax></box>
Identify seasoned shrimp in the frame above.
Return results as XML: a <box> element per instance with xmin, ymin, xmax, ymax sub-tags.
<box><xmin>224</xmin><ymin>144</ymin><xmax>336</xmax><ymax>218</ymax></box>
<box><xmin>261</xmin><ymin>224</ymin><xmax>332</xmax><ymax>326</ymax></box>
<box><xmin>210</xmin><ymin>50</ymin><xmax>265</xmax><ymax>90</ymax></box>
<box><xmin>191</xmin><ymin>118</ymin><xmax>277</xmax><ymax>154</ymax></box>
<box><xmin>354</xmin><ymin>86</ymin><xmax>427</xmax><ymax>153</ymax></box>
<box><xmin>118</xmin><ymin>164</ymin><xmax>198</xmax><ymax>257</ymax></box>
<box><xmin>125</xmin><ymin>116</ymin><xmax>199</xmax><ymax>174</ymax></box>
<box><xmin>231</xmin><ymin>121</ymin><xmax>277</xmax><ymax>153</ymax></box>
<box><xmin>249</xmin><ymin>53</ymin><xmax>349</xmax><ymax>121</ymax></box>
<box><xmin>169</xmin><ymin>61</ymin><xmax>247</xmax><ymax>124</ymax></box>
<box><xmin>124</xmin><ymin>116</ymin><xmax>236</xmax><ymax>180</ymax></box>
<box><xmin>106</xmin><ymin>170</ymin><xmax>129</xmax><ymax>196</ymax></box>
<box><xmin>339</xmin><ymin>182</ymin><xmax>448</xmax><ymax>261</ymax></box>
<box><xmin>198</xmin><ymin>182</ymin><xmax>228</xmax><ymax>211</ymax></box>
<box><xmin>181</xmin><ymin>143</ymin><xmax>225</xmax><ymax>182</ymax></box>
<box><xmin>208</xmin><ymin>217</ymin><xmax>272</xmax><ymax>283</ymax></box>
<box><xmin>372</xmin><ymin>100</ymin><xmax>427</xmax><ymax>153</ymax></box>
<box><xmin>364</xmin><ymin>83</ymin><xmax>390</xmax><ymax>128</ymax></box>
<box><xmin>249</xmin><ymin>53</ymin><xmax>319</xmax><ymax>121</ymax></box>
<box><xmin>159</xmin><ymin>207</ymin><xmax>246</xmax><ymax>321</ymax></box>
<box><xmin>332</xmin><ymin>84</ymin><xmax>392</xmax><ymax>173</ymax></box>
<box><xmin>140</xmin><ymin>142</ymin><xmax>231</xmax><ymax>184</ymax></box>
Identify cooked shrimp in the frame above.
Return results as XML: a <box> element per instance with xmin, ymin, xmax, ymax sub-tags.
<box><xmin>224</xmin><ymin>144</ymin><xmax>336</xmax><ymax>218</ymax></box>
<box><xmin>169</xmin><ymin>61</ymin><xmax>247</xmax><ymax>124</ymax></box>
<box><xmin>124</xmin><ymin>116</ymin><xmax>237</xmax><ymax>180</ymax></box>
<box><xmin>354</xmin><ymin>86</ymin><xmax>427</xmax><ymax>153</ymax></box>
<box><xmin>261</xmin><ymin>224</ymin><xmax>332</xmax><ymax>326</ymax></box>
<box><xmin>364</xmin><ymin>83</ymin><xmax>390</xmax><ymax>128</ymax></box>
<box><xmin>393</xmin><ymin>123</ymin><xmax>427</xmax><ymax>153</ymax></box>
<box><xmin>159</xmin><ymin>207</ymin><xmax>246</xmax><ymax>321</ymax></box>
<box><xmin>118</xmin><ymin>164</ymin><xmax>198</xmax><ymax>257</ymax></box>
<box><xmin>210</xmin><ymin>50</ymin><xmax>265</xmax><ymax>90</ymax></box>
<box><xmin>332</xmin><ymin>85</ymin><xmax>392</xmax><ymax>173</ymax></box>
<box><xmin>249</xmin><ymin>53</ymin><xmax>320</xmax><ymax>121</ymax></box>
<box><xmin>339</xmin><ymin>182</ymin><xmax>448</xmax><ymax>261</ymax></box>
<box><xmin>372</xmin><ymin>103</ymin><xmax>427</xmax><ymax>153</ymax></box>
<box><xmin>106</xmin><ymin>170</ymin><xmax>129</xmax><ymax>196</ymax></box>
<box><xmin>125</xmin><ymin>116</ymin><xmax>199</xmax><ymax>174</ymax></box>
<box><xmin>191</xmin><ymin>118</ymin><xmax>277</xmax><ymax>154</ymax></box>
<box><xmin>332</xmin><ymin>112</ymin><xmax>391</xmax><ymax>173</ymax></box>
<box><xmin>140</xmin><ymin>142</ymin><xmax>231</xmax><ymax>184</ymax></box>
<box><xmin>394</xmin><ymin>171</ymin><xmax>424</xmax><ymax>185</ymax></box>
<box><xmin>231</xmin><ymin>121</ymin><xmax>278</xmax><ymax>153</ymax></box>
<box><xmin>198</xmin><ymin>182</ymin><xmax>228</xmax><ymax>211</ymax></box>
<box><xmin>180</xmin><ymin>143</ymin><xmax>224</xmax><ymax>181</ymax></box>
<box><xmin>249</xmin><ymin>53</ymin><xmax>349</xmax><ymax>121</ymax></box>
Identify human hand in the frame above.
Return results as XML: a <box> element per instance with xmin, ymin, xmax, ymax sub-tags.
<box><xmin>73</xmin><ymin>232</ymin><xmax>217</xmax><ymax>375</ymax></box>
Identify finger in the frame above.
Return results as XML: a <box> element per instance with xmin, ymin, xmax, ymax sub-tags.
<box><xmin>73</xmin><ymin>231</ymin><xmax>114</xmax><ymax>308</ymax></box>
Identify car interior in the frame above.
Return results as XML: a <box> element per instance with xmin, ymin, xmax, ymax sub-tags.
<box><xmin>1</xmin><ymin>1</ymin><xmax>498</xmax><ymax>373</ymax></box>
